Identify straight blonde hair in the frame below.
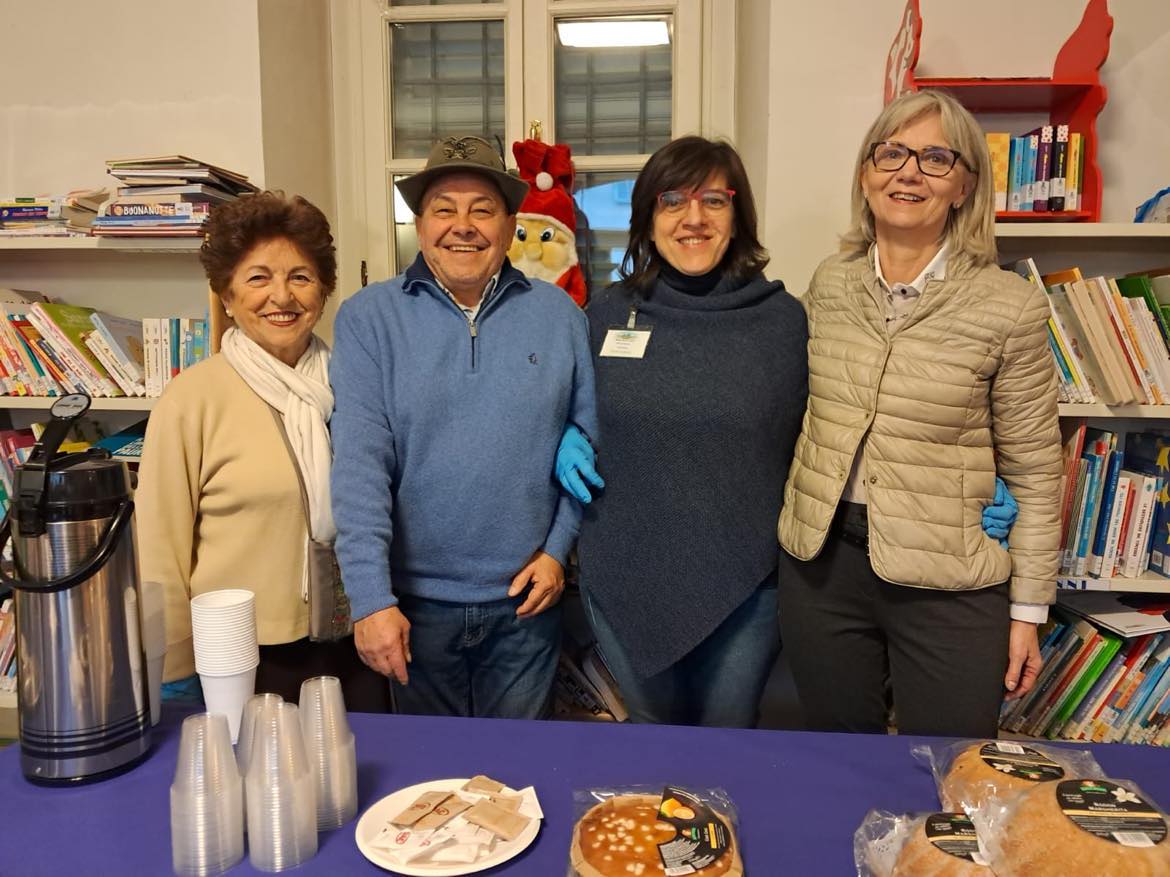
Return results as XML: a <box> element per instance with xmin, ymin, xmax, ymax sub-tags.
<box><xmin>840</xmin><ymin>90</ymin><xmax>997</xmax><ymax>266</ymax></box>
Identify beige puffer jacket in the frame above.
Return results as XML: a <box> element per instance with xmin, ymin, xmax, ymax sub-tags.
<box><xmin>777</xmin><ymin>250</ymin><xmax>1062</xmax><ymax>605</ymax></box>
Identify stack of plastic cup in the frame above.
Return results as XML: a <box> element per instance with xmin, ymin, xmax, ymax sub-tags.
<box><xmin>246</xmin><ymin>701</ymin><xmax>318</xmax><ymax>871</ymax></box>
<box><xmin>190</xmin><ymin>589</ymin><xmax>260</xmax><ymax>743</ymax></box>
<box><xmin>299</xmin><ymin>676</ymin><xmax>358</xmax><ymax>830</ymax></box>
<box><xmin>236</xmin><ymin>693</ymin><xmax>284</xmax><ymax>834</ymax></box>
<box><xmin>140</xmin><ymin>580</ymin><xmax>169</xmax><ymax>726</ymax></box>
<box><xmin>170</xmin><ymin>713</ymin><xmax>245</xmax><ymax>877</ymax></box>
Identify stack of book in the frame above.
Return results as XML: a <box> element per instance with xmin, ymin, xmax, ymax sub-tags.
<box><xmin>93</xmin><ymin>155</ymin><xmax>256</xmax><ymax>237</ymax></box>
<box><xmin>0</xmin><ymin>189</ymin><xmax>107</xmax><ymax>237</ymax></box>
<box><xmin>0</xmin><ymin>288</ymin><xmax>207</xmax><ymax>398</ymax></box>
<box><xmin>1000</xmin><ymin>609</ymin><xmax>1170</xmax><ymax>746</ymax></box>
<box><xmin>1016</xmin><ymin>260</ymin><xmax>1170</xmax><ymax>406</ymax></box>
<box><xmin>985</xmin><ymin>125</ymin><xmax>1086</xmax><ymax>214</ymax></box>
<box><xmin>1057</xmin><ymin>426</ymin><xmax>1170</xmax><ymax>583</ymax></box>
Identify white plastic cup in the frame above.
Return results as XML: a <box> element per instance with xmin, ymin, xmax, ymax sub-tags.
<box><xmin>170</xmin><ymin>713</ymin><xmax>244</xmax><ymax>877</ymax></box>
<box><xmin>190</xmin><ymin>588</ymin><xmax>259</xmax><ymax>679</ymax></box>
<box><xmin>200</xmin><ymin>666</ymin><xmax>258</xmax><ymax>744</ymax></box>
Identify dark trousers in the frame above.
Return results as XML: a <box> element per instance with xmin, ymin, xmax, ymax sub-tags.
<box><xmin>391</xmin><ymin>593</ymin><xmax>562</xmax><ymax>719</ymax></box>
<box><xmin>777</xmin><ymin>523</ymin><xmax>1010</xmax><ymax>738</ymax></box>
<box><xmin>586</xmin><ymin>576</ymin><xmax>780</xmax><ymax>728</ymax></box>
<box><xmin>255</xmin><ymin>635</ymin><xmax>392</xmax><ymax>713</ymax></box>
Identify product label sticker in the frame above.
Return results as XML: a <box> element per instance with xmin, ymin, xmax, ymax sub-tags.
<box><xmin>978</xmin><ymin>743</ymin><xmax>1065</xmax><ymax>782</ymax></box>
<box><xmin>1057</xmin><ymin>780</ymin><xmax>1168</xmax><ymax>847</ymax></box>
<box><xmin>656</xmin><ymin>787</ymin><xmax>731</xmax><ymax>874</ymax></box>
<box><xmin>924</xmin><ymin>812</ymin><xmax>986</xmax><ymax>864</ymax></box>
<box><xmin>600</xmin><ymin>327</ymin><xmax>652</xmax><ymax>359</ymax></box>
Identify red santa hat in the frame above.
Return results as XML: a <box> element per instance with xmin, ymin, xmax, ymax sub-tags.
<box><xmin>511</xmin><ymin>139</ymin><xmax>576</xmax><ymax>238</ymax></box>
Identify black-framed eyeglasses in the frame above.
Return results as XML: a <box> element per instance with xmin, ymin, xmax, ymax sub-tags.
<box><xmin>656</xmin><ymin>188</ymin><xmax>736</xmax><ymax>214</ymax></box>
<box><xmin>868</xmin><ymin>141</ymin><xmax>969</xmax><ymax>177</ymax></box>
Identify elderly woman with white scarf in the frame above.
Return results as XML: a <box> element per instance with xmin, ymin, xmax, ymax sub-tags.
<box><xmin>137</xmin><ymin>191</ymin><xmax>391</xmax><ymax>711</ymax></box>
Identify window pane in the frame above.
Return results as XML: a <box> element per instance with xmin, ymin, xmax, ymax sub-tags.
<box><xmin>555</xmin><ymin>20</ymin><xmax>672</xmax><ymax>156</ymax></box>
<box><xmin>391</xmin><ymin>174</ymin><xmax>420</xmax><ymax>272</ymax></box>
<box><xmin>390</xmin><ymin>20</ymin><xmax>505</xmax><ymax>159</ymax></box>
<box><xmin>573</xmin><ymin>171</ymin><xmax>637</xmax><ymax>289</ymax></box>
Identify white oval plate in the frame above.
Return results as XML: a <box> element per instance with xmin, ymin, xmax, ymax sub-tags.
<box><xmin>354</xmin><ymin>778</ymin><xmax>541</xmax><ymax>876</ymax></box>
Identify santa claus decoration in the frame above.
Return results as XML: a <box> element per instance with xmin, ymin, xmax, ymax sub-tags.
<box><xmin>508</xmin><ymin>134</ymin><xmax>587</xmax><ymax>307</ymax></box>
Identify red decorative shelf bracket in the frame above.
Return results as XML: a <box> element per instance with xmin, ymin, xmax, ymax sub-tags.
<box><xmin>884</xmin><ymin>0</ymin><xmax>1113</xmax><ymax>222</ymax></box>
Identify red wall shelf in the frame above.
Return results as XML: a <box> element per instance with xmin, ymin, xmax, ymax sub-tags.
<box><xmin>885</xmin><ymin>0</ymin><xmax>1113</xmax><ymax>222</ymax></box>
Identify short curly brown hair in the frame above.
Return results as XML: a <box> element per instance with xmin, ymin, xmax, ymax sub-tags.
<box><xmin>199</xmin><ymin>191</ymin><xmax>337</xmax><ymax>297</ymax></box>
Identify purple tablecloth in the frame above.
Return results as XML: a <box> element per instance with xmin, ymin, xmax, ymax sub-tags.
<box><xmin>1</xmin><ymin>705</ymin><xmax>1168</xmax><ymax>876</ymax></box>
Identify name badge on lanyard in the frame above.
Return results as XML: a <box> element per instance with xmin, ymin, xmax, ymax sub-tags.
<box><xmin>600</xmin><ymin>301</ymin><xmax>652</xmax><ymax>359</ymax></box>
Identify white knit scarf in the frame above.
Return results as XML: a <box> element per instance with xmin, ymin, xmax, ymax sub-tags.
<box><xmin>221</xmin><ymin>327</ymin><xmax>336</xmax><ymax>597</ymax></box>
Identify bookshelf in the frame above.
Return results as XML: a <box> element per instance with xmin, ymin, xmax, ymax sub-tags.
<box><xmin>0</xmin><ymin>238</ymin><xmax>202</xmax><ymax>254</ymax></box>
<box><xmin>0</xmin><ymin>397</ymin><xmax>156</xmax><ymax>412</ymax></box>
<box><xmin>886</xmin><ymin>0</ymin><xmax>1112</xmax><ymax>222</ymax></box>
<box><xmin>0</xmin><ymin>235</ymin><xmax>207</xmax><ymax>423</ymax></box>
<box><xmin>1059</xmin><ymin>571</ymin><xmax>1170</xmax><ymax>594</ymax></box>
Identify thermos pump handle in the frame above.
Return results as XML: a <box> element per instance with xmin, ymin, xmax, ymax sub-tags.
<box><xmin>0</xmin><ymin>499</ymin><xmax>135</xmax><ymax>594</ymax></box>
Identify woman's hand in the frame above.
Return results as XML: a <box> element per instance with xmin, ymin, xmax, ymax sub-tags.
<box><xmin>555</xmin><ymin>424</ymin><xmax>604</xmax><ymax>504</ymax></box>
<box><xmin>1005</xmin><ymin>620</ymin><xmax>1043</xmax><ymax>700</ymax></box>
<box><xmin>509</xmin><ymin>551</ymin><xmax>566</xmax><ymax>618</ymax></box>
<box><xmin>354</xmin><ymin>606</ymin><xmax>412</xmax><ymax>684</ymax></box>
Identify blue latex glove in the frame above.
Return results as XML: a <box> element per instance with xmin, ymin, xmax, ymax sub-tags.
<box><xmin>555</xmin><ymin>424</ymin><xmax>604</xmax><ymax>504</ymax></box>
<box><xmin>982</xmin><ymin>476</ymin><xmax>1018</xmax><ymax>547</ymax></box>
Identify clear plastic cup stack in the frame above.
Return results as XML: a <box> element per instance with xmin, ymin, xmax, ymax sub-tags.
<box><xmin>299</xmin><ymin>675</ymin><xmax>358</xmax><ymax>830</ymax></box>
<box><xmin>170</xmin><ymin>713</ymin><xmax>245</xmax><ymax>877</ymax></box>
<box><xmin>236</xmin><ymin>693</ymin><xmax>284</xmax><ymax>835</ymax></box>
<box><xmin>245</xmin><ymin>701</ymin><xmax>318</xmax><ymax>871</ymax></box>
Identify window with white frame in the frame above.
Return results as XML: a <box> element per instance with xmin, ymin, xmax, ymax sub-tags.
<box><xmin>331</xmin><ymin>0</ymin><xmax>732</xmax><ymax>295</ymax></box>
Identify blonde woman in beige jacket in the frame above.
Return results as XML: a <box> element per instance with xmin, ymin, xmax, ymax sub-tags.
<box><xmin>777</xmin><ymin>90</ymin><xmax>1062</xmax><ymax>737</ymax></box>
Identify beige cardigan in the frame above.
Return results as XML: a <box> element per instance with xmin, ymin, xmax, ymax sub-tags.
<box><xmin>136</xmin><ymin>354</ymin><xmax>309</xmax><ymax>681</ymax></box>
<box><xmin>778</xmin><ymin>250</ymin><xmax>1062</xmax><ymax>606</ymax></box>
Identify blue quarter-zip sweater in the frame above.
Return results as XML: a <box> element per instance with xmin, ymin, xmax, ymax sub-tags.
<box><xmin>330</xmin><ymin>255</ymin><xmax>598</xmax><ymax>622</ymax></box>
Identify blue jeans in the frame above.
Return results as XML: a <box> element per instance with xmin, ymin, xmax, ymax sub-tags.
<box><xmin>391</xmin><ymin>593</ymin><xmax>562</xmax><ymax>719</ymax></box>
<box><xmin>585</xmin><ymin>578</ymin><xmax>779</xmax><ymax>728</ymax></box>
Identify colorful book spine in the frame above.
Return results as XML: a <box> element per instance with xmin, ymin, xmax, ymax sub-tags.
<box><xmin>985</xmin><ymin>133</ymin><xmax>1011</xmax><ymax>213</ymax></box>
<box><xmin>1021</xmin><ymin>133</ymin><xmax>1039</xmax><ymax>210</ymax></box>
<box><xmin>1067</xmin><ymin>132</ymin><xmax>1084</xmax><ymax>212</ymax></box>
<box><xmin>1048</xmin><ymin>124</ymin><xmax>1070</xmax><ymax>211</ymax></box>
<box><xmin>1007</xmin><ymin>137</ymin><xmax>1027</xmax><ymax>212</ymax></box>
<box><xmin>1088</xmin><ymin>449</ymin><xmax>1124</xmax><ymax>575</ymax></box>
<box><xmin>1032</xmin><ymin>125</ymin><xmax>1054</xmax><ymax>212</ymax></box>
<box><xmin>1074</xmin><ymin>450</ymin><xmax>1105</xmax><ymax>575</ymax></box>
<box><xmin>1099</xmin><ymin>477</ymin><xmax>1132</xmax><ymax>580</ymax></box>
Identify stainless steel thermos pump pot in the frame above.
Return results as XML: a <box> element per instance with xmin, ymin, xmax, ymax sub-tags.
<box><xmin>0</xmin><ymin>394</ymin><xmax>151</xmax><ymax>783</ymax></box>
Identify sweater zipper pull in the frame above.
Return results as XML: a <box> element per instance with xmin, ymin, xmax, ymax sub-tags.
<box><xmin>469</xmin><ymin>318</ymin><xmax>478</xmax><ymax>369</ymax></box>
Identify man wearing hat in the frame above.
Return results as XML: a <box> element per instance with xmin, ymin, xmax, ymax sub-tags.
<box><xmin>329</xmin><ymin>135</ymin><xmax>598</xmax><ymax>719</ymax></box>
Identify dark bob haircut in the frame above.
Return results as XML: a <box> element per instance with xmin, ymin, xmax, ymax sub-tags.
<box><xmin>199</xmin><ymin>191</ymin><xmax>337</xmax><ymax>297</ymax></box>
<box><xmin>620</xmin><ymin>136</ymin><xmax>768</xmax><ymax>292</ymax></box>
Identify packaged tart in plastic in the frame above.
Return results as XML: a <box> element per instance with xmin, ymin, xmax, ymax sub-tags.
<box><xmin>854</xmin><ymin>809</ymin><xmax>993</xmax><ymax>876</ymax></box>
<box><xmin>972</xmin><ymin>777</ymin><xmax>1170</xmax><ymax>876</ymax></box>
<box><xmin>568</xmin><ymin>786</ymin><xmax>743</xmax><ymax>877</ymax></box>
<box><xmin>911</xmin><ymin>739</ymin><xmax>1104</xmax><ymax>812</ymax></box>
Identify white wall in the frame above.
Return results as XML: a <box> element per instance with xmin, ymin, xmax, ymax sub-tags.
<box><xmin>737</xmin><ymin>0</ymin><xmax>1170</xmax><ymax>296</ymax></box>
<box><xmin>0</xmin><ymin>0</ymin><xmax>266</xmax><ymax>194</ymax></box>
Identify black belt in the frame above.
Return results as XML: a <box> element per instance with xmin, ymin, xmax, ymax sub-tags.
<box><xmin>830</xmin><ymin>501</ymin><xmax>869</xmax><ymax>549</ymax></box>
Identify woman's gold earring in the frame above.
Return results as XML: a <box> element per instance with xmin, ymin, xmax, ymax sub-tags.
<box><xmin>225</xmin><ymin>309</ymin><xmax>233</xmax><ymax>317</ymax></box>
